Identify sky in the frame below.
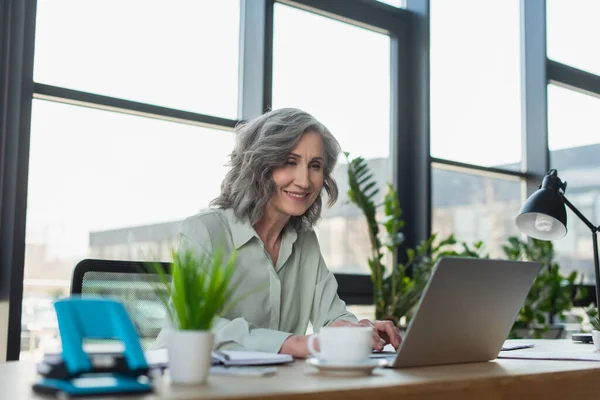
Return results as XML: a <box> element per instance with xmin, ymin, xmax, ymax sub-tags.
<box><xmin>26</xmin><ymin>0</ymin><xmax>600</xmax><ymax>261</ymax></box>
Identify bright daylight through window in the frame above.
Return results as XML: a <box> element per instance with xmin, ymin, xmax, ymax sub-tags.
<box><xmin>547</xmin><ymin>0</ymin><xmax>600</xmax><ymax>76</ymax></box>
<box><xmin>429</xmin><ymin>0</ymin><xmax>523</xmax><ymax>259</ymax></box>
<box><xmin>430</xmin><ymin>0</ymin><xmax>522</xmax><ymax>170</ymax></box>
<box><xmin>14</xmin><ymin>0</ymin><xmax>600</xmax><ymax>364</ymax></box>
<box><xmin>273</xmin><ymin>3</ymin><xmax>391</xmax><ymax>277</ymax></box>
<box><xmin>34</xmin><ymin>0</ymin><xmax>240</xmax><ymax>119</ymax></box>
<box><xmin>22</xmin><ymin>0</ymin><xmax>242</xmax><ymax>359</ymax></box>
<box><xmin>547</xmin><ymin>85</ymin><xmax>600</xmax><ymax>284</ymax></box>
<box><xmin>22</xmin><ymin>100</ymin><xmax>233</xmax><ymax>359</ymax></box>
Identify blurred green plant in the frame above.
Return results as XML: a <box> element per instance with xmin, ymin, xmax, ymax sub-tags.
<box><xmin>49</xmin><ymin>288</ymin><xmax>66</xmax><ymax>299</ymax></box>
<box><xmin>590</xmin><ymin>315</ymin><xmax>600</xmax><ymax>331</ymax></box>
<box><xmin>503</xmin><ymin>236</ymin><xmax>586</xmax><ymax>338</ymax></box>
<box><xmin>583</xmin><ymin>305</ymin><xmax>599</xmax><ymax>332</ymax></box>
<box><xmin>147</xmin><ymin>248</ymin><xmax>243</xmax><ymax>331</ymax></box>
<box><xmin>345</xmin><ymin>153</ymin><xmax>488</xmax><ymax>326</ymax></box>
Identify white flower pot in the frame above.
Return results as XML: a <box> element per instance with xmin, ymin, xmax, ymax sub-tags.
<box><xmin>592</xmin><ymin>330</ymin><xmax>600</xmax><ymax>350</ymax></box>
<box><xmin>167</xmin><ymin>330</ymin><xmax>214</xmax><ymax>385</ymax></box>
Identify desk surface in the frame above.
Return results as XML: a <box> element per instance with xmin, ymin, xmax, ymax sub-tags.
<box><xmin>4</xmin><ymin>339</ymin><xmax>600</xmax><ymax>400</ymax></box>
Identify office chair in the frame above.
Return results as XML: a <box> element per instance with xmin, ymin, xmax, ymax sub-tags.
<box><xmin>71</xmin><ymin>259</ymin><xmax>171</xmax><ymax>350</ymax></box>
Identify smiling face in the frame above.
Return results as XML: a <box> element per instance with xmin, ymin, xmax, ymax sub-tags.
<box><xmin>267</xmin><ymin>131</ymin><xmax>325</xmax><ymax>219</ymax></box>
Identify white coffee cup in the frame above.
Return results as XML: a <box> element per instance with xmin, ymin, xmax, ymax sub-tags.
<box><xmin>307</xmin><ymin>326</ymin><xmax>373</xmax><ymax>365</ymax></box>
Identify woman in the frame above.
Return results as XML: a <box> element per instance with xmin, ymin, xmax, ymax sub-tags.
<box><xmin>154</xmin><ymin>108</ymin><xmax>401</xmax><ymax>358</ymax></box>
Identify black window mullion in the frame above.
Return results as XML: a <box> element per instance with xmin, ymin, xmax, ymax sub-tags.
<box><xmin>238</xmin><ymin>0</ymin><xmax>274</xmax><ymax>120</ymax></box>
<box><xmin>0</xmin><ymin>0</ymin><xmax>37</xmax><ymax>361</ymax></box>
<box><xmin>335</xmin><ymin>274</ymin><xmax>373</xmax><ymax>305</ymax></box>
<box><xmin>547</xmin><ymin>60</ymin><xmax>600</xmax><ymax>99</ymax></box>
<box><xmin>33</xmin><ymin>83</ymin><xmax>238</xmax><ymax>130</ymax></box>
<box><xmin>521</xmin><ymin>0</ymin><xmax>549</xmax><ymax>194</ymax></box>
<box><xmin>398</xmin><ymin>0</ymin><xmax>431</xmax><ymax>259</ymax></box>
<box><xmin>278</xmin><ymin>0</ymin><xmax>409</xmax><ymax>33</ymax></box>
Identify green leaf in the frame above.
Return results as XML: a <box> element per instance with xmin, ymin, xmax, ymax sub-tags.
<box><xmin>144</xmin><ymin>245</ymin><xmax>248</xmax><ymax>331</ymax></box>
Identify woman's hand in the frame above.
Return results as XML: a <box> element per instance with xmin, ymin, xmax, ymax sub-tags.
<box><xmin>330</xmin><ymin>319</ymin><xmax>402</xmax><ymax>351</ymax></box>
<box><xmin>359</xmin><ymin>319</ymin><xmax>402</xmax><ymax>351</ymax></box>
<box><xmin>279</xmin><ymin>319</ymin><xmax>402</xmax><ymax>358</ymax></box>
<box><xmin>279</xmin><ymin>335</ymin><xmax>310</xmax><ymax>358</ymax></box>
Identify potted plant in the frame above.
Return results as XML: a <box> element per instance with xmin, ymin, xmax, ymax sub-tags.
<box><xmin>149</xmin><ymin>247</ymin><xmax>239</xmax><ymax>385</ymax></box>
<box><xmin>503</xmin><ymin>236</ymin><xmax>586</xmax><ymax>339</ymax></box>
<box><xmin>344</xmin><ymin>153</ymin><xmax>488</xmax><ymax>326</ymax></box>
<box><xmin>589</xmin><ymin>316</ymin><xmax>600</xmax><ymax>349</ymax></box>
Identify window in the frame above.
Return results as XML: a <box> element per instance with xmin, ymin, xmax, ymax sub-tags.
<box><xmin>34</xmin><ymin>0</ymin><xmax>240</xmax><ymax>119</ymax></box>
<box><xmin>548</xmin><ymin>85</ymin><xmax>600</xmax><ymax>283</ymax></box>
<box><xmin>547</xmin><ymin>0</ymin><xmax>600</xmax><ymax>76</ymax></box>
<box><xmin>375</xmin><ymin>0</ymin><xmax>405</xmax><ymax>8</ymax></box>
<box><xmin>432</xmin><ymin>167</ymin><xmax>522</xmax><ymax>258</ymax></box>
<box><xmin>430</xmin><ymin>0</ymin><xmax>521</xmax><ymax>170</ymax></box>
<box><xmin>272</xmin><ymin>3</ymin><xmax>391</xmax><ymax>274</ymax></box>
<box><xmin>21</xmin><ymin>100</ymin><xmax>234</xmax><ymax>358</ymax></box>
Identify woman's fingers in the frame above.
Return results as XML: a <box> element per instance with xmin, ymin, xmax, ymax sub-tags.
<box><xmin>372</xmin><ymin>331</ymin><xmax>385</xmax><ymax>351</ymax></box>
<box><xmin>372</xmin><ymin>320</ymin><xmax>402</xmax><ymax>350</ymax></box>
<box><xmin>329</xmin><ymin>320</ymin><xmax>356</xmax><ymax>328</ymax></box>
<box><xmin>358</xmin><ymin>319</ymin><xmax>385</xmax><ymax>351</ymax></box>
<box><xmin>360</xmin><ymin>319</ymin><xmax>402</xmax><ymax>350</ymax></box>
<box><xmin>329</xmin><ymin>319</ymin><xmax>400</xmax><ymax>351</ymax></box>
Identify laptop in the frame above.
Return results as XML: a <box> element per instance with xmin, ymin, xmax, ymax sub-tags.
<box><xmin>379</xmin><ymin>257</ymin><xmax>541</xmax><ymax>368</ymax></box>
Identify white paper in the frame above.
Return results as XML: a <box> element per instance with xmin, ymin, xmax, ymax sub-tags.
<box><xmin>497</xmin><ymin>351</ymin><xmax>600</xmax><ymax>361</ymax></box>
<box><xmin>144</xmin><ymin>348</ymin><xmax>293</xmax><ymax>367</ymax></box>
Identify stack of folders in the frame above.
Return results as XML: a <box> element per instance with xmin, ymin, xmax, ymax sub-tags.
<box><xmin>37</xmin><ymin>352</ymin><xmax>133</xmax><ymax>380</ymax></box>
<box><xmin>39</xmin><ymin>346</ymin><xmax>293</xmax><ymax>376</ymax></box>
<box><xmin>37</xmin><ymin>345</ymin><xmax>294</xmax><ymax>379</ymax></box>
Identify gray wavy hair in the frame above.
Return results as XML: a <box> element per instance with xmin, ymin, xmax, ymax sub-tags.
<box><xmin>211</xmin><ymin>108</ymin><xmax>341</xmax><ymax>231</ymax></box>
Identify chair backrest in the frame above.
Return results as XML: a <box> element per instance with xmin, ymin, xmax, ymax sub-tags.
<box><xmin>71</xmin><ymin>259</ymin><xmax>172</xmax><ymax>350</ymax></box>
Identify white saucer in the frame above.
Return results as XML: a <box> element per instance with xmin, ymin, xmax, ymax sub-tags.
<box><xmin>306</xmin><ymin>358</ymin><xmax>387</xmax><ymax>376</ymax></box>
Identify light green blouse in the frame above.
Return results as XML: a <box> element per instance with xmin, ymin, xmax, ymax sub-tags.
<box><xmin>152</xmin><ymin>207</ymin><xmax>358</xmax><ymax>353</ymax></box>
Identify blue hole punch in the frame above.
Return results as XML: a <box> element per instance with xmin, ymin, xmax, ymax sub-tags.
<box><xmin>32</xmin><ymin>297</ymin><xmax>153</xmax><ymax>397</ymax></box>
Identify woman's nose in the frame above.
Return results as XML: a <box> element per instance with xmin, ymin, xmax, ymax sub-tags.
<box><xmin>295</xmin><ymin>166</ymin><xmax>310</xmax><ymax>188</ymax></box>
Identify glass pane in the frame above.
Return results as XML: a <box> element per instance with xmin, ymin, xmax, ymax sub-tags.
<box><xmin>272</xmin><ymin>3</ymin><xmax>391</xmax><ymax>274</ymax></box>
<box><xmin>548</xmin><ymin>85</ymin><xmax>600</xmax><ymax>283</ymax></box>
<box><xmin>21</xmin><ymin>100</ymin><xmax>234</xmax><ymax>359</ymax></box>
<box><xmin>547</xmin><ymin>0</ymin><xmax>600</xmax><ymax>76</ymax></box>
<box><xmin>430</xmin><ymin>0</ymin><xmax>521</xmax><ymax>169</ymax></box>
<box><xmin>34</xmin><ymin>0</ymin><xmax>240</xmax><ymax>119</ymax></box>
<box><xmin>375</xmin><ymin>0</ymin><xmax>405</xmax><ymax>8</ymax></box>
<box><xmin>432</xmin><ymin>168</ymin><xmax>522</xmax><ymax>258</ymax></box>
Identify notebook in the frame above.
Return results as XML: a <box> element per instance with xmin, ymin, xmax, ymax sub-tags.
<box><xmin>145</xmin><ymin>348</ymin><xmax>293</xmax><ymax>367</ymax></box>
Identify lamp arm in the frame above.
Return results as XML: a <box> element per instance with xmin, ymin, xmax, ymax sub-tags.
<box><xmin>560</xmin><ymin>194</ymin><xmax>600</xmax><ymax>309</ymax></box>
<box><xmin>593</xmin><ymin>232</ymin><xmax>600</xmax><ymax>309</ymax></box>
<box><xmin>561</xmin><ymin>194</ymin><xmax>598</xmax><ymax>233</ymax></box>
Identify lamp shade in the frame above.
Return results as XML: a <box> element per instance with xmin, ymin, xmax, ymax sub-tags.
<box><xmin>515</xmin><ymin>172</ymin><xmax>568</xmax><ymax>241</ymax></box>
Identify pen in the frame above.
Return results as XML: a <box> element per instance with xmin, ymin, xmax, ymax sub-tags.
<box><xmin>214</xmin><ymin>350</ymin><xmax>231</xmax><ymax>361</ymax></box>
<box><xmin>501</xmin><ymin>344</ymin><xmax>534</xmax><ymax>351</ymax></box>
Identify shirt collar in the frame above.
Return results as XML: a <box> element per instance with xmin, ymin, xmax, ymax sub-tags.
<box><xmin>222</xmin><ymin>208</ymin><xmax>256</xmax><ymax>249</ymax></box>
<box><xmin>222</xmin><ymin>208</ymin><xmax>299</xmax><ymax>250</ymax></box>
<box><xmin>281</xmin><ymin>223</ymin><xmax>298</xmax><ymax>247</ymax></box>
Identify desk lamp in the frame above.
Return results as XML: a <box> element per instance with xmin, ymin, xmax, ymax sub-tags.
<box><xmin>515</xmin><ymin>169</ymin><xmax>600</xmax><ymax>341</ymax></box>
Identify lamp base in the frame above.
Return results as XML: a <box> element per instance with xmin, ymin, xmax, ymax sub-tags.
<box><xmin>571</xmin><ymin>333</ymin><xmax>593</xmax><ymax>343</ymax></box>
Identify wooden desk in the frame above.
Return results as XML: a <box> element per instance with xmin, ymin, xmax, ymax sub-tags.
<box><xmin>4</xmin><ymin>340</ymin><xmax>600</xmax><ymax>399</ymax></box>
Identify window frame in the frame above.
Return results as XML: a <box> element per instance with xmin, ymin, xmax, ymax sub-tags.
<box><xmin>1</xmin><ymin>0</ymin><xmax>37</xmax><ymax>362</ymax></box>
<box><xmin>7</xmin><ymin>0</ymin><xmax>599</xmax><ymax>361</ymax></box>
<box><xmin>10</xmin><ymin>0</ymin><xmax>600</xmax><ymax>361</ymax></box>
<box><xmin>1</xmin><ymin>0</ymin><xmax>418</xmax><ymax>360</ymax></box>
<box><xmin>543</xmin><ymin>1</ymin><xmax>600</xmax><ymax>301</ymax></box>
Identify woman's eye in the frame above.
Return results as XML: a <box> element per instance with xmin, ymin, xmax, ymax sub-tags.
<box><xmin>286</xmin><ymin>160</ymin><xmax>297</xmax><ymax>165</ymax></box>
<box><xmin>311</xmin><ymin>163</ymin><xmax>322</xmax><ymax>170</ymax></box>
